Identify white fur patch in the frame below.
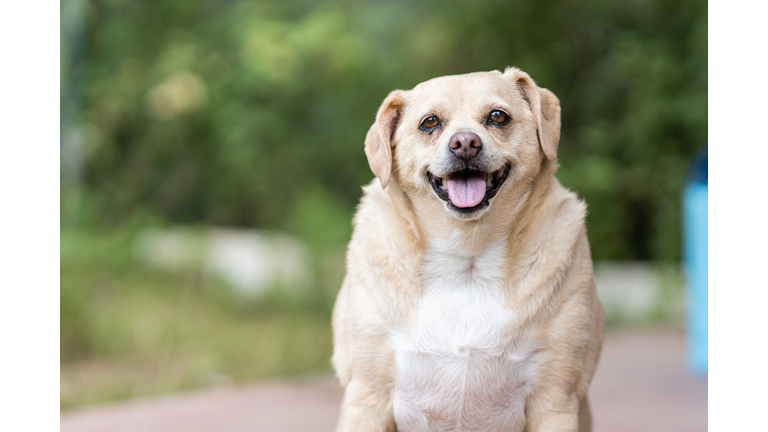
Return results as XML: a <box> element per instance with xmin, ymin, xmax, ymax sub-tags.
<box><xmin>390</xmin><ymin>233</ymin><xmax>539</xmax><ymax>432</ymax></box>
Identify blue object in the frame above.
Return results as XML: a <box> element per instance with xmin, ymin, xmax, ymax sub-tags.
<box><xmin>683</xmin><ymin>145</ymin><xmax>708</xmax><ymax>376</ymax></box>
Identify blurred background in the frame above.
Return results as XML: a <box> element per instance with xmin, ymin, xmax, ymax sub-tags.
<box><xmin>60</xmin><ymin>0</ymin><xmax>707</xmax><ymax>412</ymax></box>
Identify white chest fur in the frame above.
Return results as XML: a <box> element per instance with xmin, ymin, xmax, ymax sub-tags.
<box><xmin>390</xmin><ymin>236</ymin><xmax>538</xmax><ymax>432</ymax></box>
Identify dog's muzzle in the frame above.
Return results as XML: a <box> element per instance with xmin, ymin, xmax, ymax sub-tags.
<box><xmin>427</xmin><ymin>163</ymin><xmax>511</xmax><ymax>213</ymax></box>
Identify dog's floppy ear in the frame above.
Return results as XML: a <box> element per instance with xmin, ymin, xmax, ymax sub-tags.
<box><xmin>365</xmin><ymin>90</ymin><xmax>408</xmax><ymax>189</ymax></box>
<box><xmin>502</xmin><ymin>67</ymin><xmax>561</xmax><ymax>161</ymax></box>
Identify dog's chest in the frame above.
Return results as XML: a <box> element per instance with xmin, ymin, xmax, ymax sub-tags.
<box><xmin>390</xmin><ymin>239</ymin><xmax>537</xmax><ymax>432</ymax></box>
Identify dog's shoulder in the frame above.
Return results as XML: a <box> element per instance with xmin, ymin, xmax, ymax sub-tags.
<box><xmin>345</xmin><ymin>180</ymin><xmax>423</xmax><ymax>294</ymax></box>
<box><xmin>541</xmin><ymin>177</ymin><xmax>587</xmax><ymax>228</ymax></box>
<box><xmin>351</xmin><ymin>179</ymin><xmax>423</xmax><ymax>254</ymax></box>
<box><xmin>505</xmin><ymin>177</ymin><xmax>590</xmax><ymax>291</ymax></box>
<box><xmin>352</xmin><ymin>179</ymin><xmax>396</xmax><ymax>232</ymax></box>
<box><xmin>526</xmin><ymin>177</ymin><xmax>588</xmax><ymax>253</ymax></box>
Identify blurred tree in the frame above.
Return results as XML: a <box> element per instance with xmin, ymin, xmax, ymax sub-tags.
<box><xmin>69</xmin><ymin>0</ymin><xmax>706</xmax><ymax>261</ymax></box>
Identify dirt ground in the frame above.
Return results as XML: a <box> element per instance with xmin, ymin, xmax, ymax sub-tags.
<box><xmin>60</xmin><ymin>328</ymin><xmax>707</xmax><ymax>432</ymax></box>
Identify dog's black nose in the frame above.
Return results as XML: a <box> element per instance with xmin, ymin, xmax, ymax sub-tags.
<box><xmin>449</xmin><ymin>132</ymin><xmax>482</xmax><ymax>160</ymax></box>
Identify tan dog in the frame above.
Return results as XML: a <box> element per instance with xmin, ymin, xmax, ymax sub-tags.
<box><xmin>332</xmin><ymin>68</ymin><xmax>604</xmax><ymax>432</ymax></box>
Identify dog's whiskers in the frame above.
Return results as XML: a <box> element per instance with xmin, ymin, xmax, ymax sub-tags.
<box><xmin>518</xmin><ymin>172</ymin><xmax>545</xmax><ymax>188</ymax></box>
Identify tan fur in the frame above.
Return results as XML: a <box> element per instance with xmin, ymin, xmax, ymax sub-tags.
<box><xmin>333</xmin><ymin>68</ymin><xmax>604</xmax><ymax>432</ymax></box>
<box><xmin>365</xmin><ymin>90</ymin><xmax>409</xmax><ymax>189</ymax></box>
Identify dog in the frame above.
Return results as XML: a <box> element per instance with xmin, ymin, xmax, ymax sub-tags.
<box><xmin>332</xmin><ymin>68</ymin><xmax>604</xmax><ymax>432</ymax></box>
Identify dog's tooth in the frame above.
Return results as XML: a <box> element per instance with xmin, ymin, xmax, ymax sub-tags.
<box><xmin>486</xmin><ymin>173</ymin><xmax>493</xmax><ymax>188</ymax></box>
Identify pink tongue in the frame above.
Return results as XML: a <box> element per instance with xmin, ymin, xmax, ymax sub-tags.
<box><xmin>446</xmin><ymin>173</ymin><xmax>486</xmax><ymax>208</ymax></box>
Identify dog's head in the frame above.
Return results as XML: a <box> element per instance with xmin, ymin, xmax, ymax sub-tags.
<box><xmin>365</xmin><ymin>68</ymin><xmax>561</xmax><ymax>221</ymax></box>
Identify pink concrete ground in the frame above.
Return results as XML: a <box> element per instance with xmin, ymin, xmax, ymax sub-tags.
<box><xmin>60</xmin><ymin>329</ymin><xmax>707</xmax><ymax>432</ymax></box>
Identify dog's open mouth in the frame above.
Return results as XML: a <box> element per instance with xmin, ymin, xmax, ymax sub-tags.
<box><xmin>427</xmin><ymin>163</ymin><xmax>511</xmax><ymax>213</ymax></box>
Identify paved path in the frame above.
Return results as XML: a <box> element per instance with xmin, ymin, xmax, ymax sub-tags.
<box><xmin>61</xmin><ymin>329</ymin><xmax>707</xmax><ymax>432</ymax></box>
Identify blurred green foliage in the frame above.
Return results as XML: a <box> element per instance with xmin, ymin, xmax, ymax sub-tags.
<box><xmin>62</xmin><ymin>0</ymin><xmax>706</xmax><ymax>261</ymax></box>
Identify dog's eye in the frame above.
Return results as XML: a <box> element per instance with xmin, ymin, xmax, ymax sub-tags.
<box><xmin>488</xmin><ymin>110</ymin><xmax>509</xmax><ymax>125</ymax></box>
<box><xmin>421</xmin><ymin>116</ymin><xmax>440</xmax><ymax>130</ymax></box>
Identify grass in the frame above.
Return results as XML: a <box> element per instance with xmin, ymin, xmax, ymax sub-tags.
<box><xmin>60</xmin><ymin>226</ymin><xmax>345</xmax><ymax>410</ymax></box>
